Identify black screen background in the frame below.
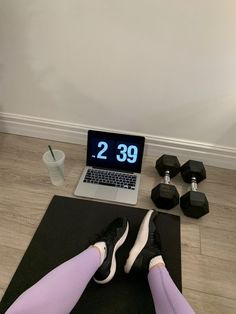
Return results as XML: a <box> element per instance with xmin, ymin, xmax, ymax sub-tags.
<box><xmin>86</xmin><ymin>130</ymin><xmax>145</xmax><ymax>173</ymax></box>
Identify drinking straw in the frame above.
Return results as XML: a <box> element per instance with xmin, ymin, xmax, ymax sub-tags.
<box><xmin>48</xmin><ymin>145</ymin><xmax>56</xmax><ymax>161</ymax></box>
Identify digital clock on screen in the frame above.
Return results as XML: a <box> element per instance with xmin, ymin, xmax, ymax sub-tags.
<box><xmin>87</xmin><ymin>131</ymin><xmax>145</xmax><ymax>173</ymax></box>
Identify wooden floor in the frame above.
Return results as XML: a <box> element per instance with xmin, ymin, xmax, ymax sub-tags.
<box><xmin>0</xmin><ymin>133</ymin><xmax>235</xmax><ymax>313</ymax></box>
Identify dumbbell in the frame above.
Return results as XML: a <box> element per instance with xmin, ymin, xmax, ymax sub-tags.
<box><xmin>151</xmin><ymin>154</ymin><xmax>180</xmax><ymax>209</ymax></box>
<box><xmin>180</xmin><ymin>160</ymin><xmax>209</xmax><ymax>218</ymax></box>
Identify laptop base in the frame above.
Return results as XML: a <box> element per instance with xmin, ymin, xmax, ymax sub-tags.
<box><xmin>74</xmin><ymin>166</ymin><xmax>141</xmax><ymax>205</ymax></box>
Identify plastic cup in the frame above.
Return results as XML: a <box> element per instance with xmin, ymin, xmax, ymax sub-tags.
<box><xmin>42</xmin><ymin>149</ymin><xmax>65</xmax><ymax>186</ymax></box>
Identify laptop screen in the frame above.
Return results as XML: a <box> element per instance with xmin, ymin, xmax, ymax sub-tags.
<box><xmin>86</xmin><ymin>130</ymin><xmax>145</xmax><ymax>173</ymax></box>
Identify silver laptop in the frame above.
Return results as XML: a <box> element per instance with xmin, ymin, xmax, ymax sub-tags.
<box><xmin>74</xmin><ymin>130</ymin><xmax>145</xmax><ymax>205</ymax></box>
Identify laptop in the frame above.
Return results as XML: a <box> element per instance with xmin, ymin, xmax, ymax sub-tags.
<box><xmin>74</xmin><ymin>130</ymin><xmax>145</xmax><ymax>205</ymax></box>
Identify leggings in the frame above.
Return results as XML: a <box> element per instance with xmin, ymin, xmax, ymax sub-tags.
<box><xmin>5</xmin><ymin>247</ymin><xmax>195</xmax><ymax>314</ymax></box>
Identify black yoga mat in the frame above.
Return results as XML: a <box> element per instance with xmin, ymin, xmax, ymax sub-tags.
<box><xmin>0</xmin><ymin>195</ymin><xmax>181</xmax><ymax>314</ymax></box>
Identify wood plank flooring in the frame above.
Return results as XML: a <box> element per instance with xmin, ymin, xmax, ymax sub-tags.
<box><xmin>0</xmin><ymin>133</ymin><xmax>236</xmax><ymax>313</ymax></box>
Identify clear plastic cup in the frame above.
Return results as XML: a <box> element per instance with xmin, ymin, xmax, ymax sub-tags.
<box><xmin>42</xmin><ymin>149</ymin><xmax>65</xmax><ymax>186</ymax></box>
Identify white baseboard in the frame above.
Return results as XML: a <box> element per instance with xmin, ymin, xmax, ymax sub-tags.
<box><xmin>0</xmin><ymin>112</ymin><xmax>236</xmax><ymax>170</ymax></box>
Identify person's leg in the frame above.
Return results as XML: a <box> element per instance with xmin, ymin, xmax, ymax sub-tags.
<box><xmin>125</xmin><ymin>210</ymin><xmax>195</xmax><ymax>314</ymax></box>
<box><xmin>6</xmin><ymin>217</ymin><xmax>129</xmax><ymax>314</ymax></box>
<box><xmin>148</xmin><ymin>259</ymin><xmax>195</xmax><ymax>314</ymax></box>
<box><xmin>5</xmin><ymin>246</ymin><xmax>101</xmax><ymax>314</ymax></box>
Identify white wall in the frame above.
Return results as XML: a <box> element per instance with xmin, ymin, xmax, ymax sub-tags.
<box><xmin>1</xmin><ymin>0</ymin><xmax>236</xmax><ymax>148</ymax></box>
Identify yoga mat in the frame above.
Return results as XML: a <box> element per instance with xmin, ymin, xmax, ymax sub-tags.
<box><xmin>0</xmin><ymin>195</ymin><xmax>181</xmax><ymax>314</ymax></box>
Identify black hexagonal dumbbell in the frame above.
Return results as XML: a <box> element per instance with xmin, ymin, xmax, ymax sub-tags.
<box><xmin>180</xmin><ymin>160</ymin><xmax>209</xmax><ymax>218</ymax></box>
<box><xmin>151</xmin><ymin>154</ymin><xmax>180</xmax><ymax>209</ymax></box>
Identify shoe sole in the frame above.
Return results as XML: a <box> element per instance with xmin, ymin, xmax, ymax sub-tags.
<box><xmin>124</xmin><ymin>210</ymin><xmax>154</xmax><ymax>273</ymax></box>
<box><xmin>94</xmin><ymin>221</ymin><xmax>129</xmax><ymax>284</ymax></box>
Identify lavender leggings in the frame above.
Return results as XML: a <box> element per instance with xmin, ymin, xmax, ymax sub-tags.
<box><xmin>5</xmin><ymin>247</ymin><xmax>195</xmax><ymax>314</ymax></box>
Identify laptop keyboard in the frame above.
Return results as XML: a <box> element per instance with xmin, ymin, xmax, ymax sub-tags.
<box><xmin>83</xmin><ymin>168</ymin><xmax>137</xmax><ymax>190</ymax></box>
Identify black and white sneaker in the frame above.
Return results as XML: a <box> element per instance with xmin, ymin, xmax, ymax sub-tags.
<box><xmin>94</xmin><ymin>217</ymin><xmax>129</xmax><ymax>284</ymax></box>
<box><xmin>124</xmin><ymin>210</ymin><xmax>161</xmax><ymax>274</ymax></box>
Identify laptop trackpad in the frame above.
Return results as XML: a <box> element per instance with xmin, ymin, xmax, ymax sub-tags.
<box><xmin>95</xmin><ymin>186</ymin><xmax>118</xmax><ymax>201</ymax></box>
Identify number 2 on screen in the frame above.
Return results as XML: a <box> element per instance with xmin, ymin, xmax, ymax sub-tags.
<box><xmin>97</xmin><ymin>141</ymin><xmax>108</xmax><ymax>159</ymax></box>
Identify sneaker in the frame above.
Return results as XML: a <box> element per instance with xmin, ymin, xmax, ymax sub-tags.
<box><xmin>93</xmin><ymin>217</ymin><xmax>129</xmax><ymax>284</ymax></box>
<box><xmin>124</xmin><ymin>210</ymin><xmax>161</xmax><ymax>274</ymax></box>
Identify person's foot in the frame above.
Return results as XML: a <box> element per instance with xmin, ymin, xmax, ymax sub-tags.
<box><xmin>93</xmin><ymin>217</ymin><xmax>129</xmax><ymax>284</ymax></box>
<box><xmin>124</xmin><ymin>210</ymin><xmax>162</xmax><ymax>274</ymax></box>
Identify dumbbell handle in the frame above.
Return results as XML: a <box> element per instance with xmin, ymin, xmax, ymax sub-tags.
<box><xmin>191</xmin><ymin>177</ymin><xmax>198</xmax><ymax>191</ymax></box>
<box><xmin>164</xmin><ymin>170</ymin><xmax>171</xmax><ymax>184</ymax></box>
